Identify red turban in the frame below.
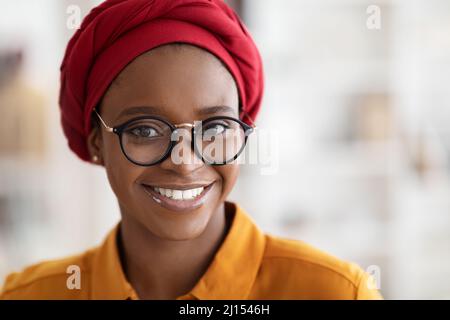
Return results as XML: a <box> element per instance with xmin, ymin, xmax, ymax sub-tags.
<box><xmin>59</xmin><ymin>0</ymin><xmax>264</xmax><ymax>162</ymax></box>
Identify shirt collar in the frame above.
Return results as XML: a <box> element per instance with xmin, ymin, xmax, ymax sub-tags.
<box><xmin>90</xmin><ymin>201</ymin><xmax>266</xmax><ymax>300</ymax></box>
<box><xmin>90</xmin><ymin>222</ymin><xmax>137</xmax><ymax>300</ymax></box>
<box><xmin>188</xmin><ymin>202</ymin><xmax>266</xmax><ymax>299</ymax></box>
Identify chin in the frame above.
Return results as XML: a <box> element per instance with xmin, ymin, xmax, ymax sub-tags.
<box><xmin>136</xmin><ymin>203</ymin><xmax>214</xmax><ymax>241</ymax></box>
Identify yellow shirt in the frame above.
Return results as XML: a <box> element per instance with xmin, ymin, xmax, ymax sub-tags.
<box><xmin>0</xmin><ymin>202</ymin><xmax>382</xmax><ymax>300</ymax></box>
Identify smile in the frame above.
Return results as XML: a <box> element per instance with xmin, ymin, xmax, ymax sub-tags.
<box><xmin>141</xmin><ymin>182</ymin><xmax>215</xmax><ymax>212</ymax></box>
<box><xmin>153</xmin><ymin>186</ymin><xmax>205</xmax><ymax>201</ymax></box>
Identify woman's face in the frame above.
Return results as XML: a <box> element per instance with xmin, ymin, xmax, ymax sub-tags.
<box><xmin>88</xmin><ymin>44</ymin><xmax>240</xmax><ymax>240</ymax></box>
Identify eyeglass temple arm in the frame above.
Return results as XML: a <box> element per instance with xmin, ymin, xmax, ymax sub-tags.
<box><xmin>94</xmin><ymin>109</ymin><xmax>114</xmax><ymax>133</ymax></box>
<box><xmin>240</xmin><ymin>110</ymin><xmax>257</xmax><ymax>129</ymax></box>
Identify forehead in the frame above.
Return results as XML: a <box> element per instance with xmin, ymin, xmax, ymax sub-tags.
<box><xmin>100</xmin><ymin>44</ymin><xmax>240</xmax><ymax>122</ymax></box>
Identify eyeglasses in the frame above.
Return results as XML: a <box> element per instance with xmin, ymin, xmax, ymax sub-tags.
<box><xmin>93</xmin><ymin>109</ymin><xmax>256</xmax><ymax>166</ymax></box>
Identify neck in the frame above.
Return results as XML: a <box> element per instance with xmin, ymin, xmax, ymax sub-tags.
<box><xmin>118</xmin><ymin>202</ymin><xmax>231</xmax><ymax>300</ymax></box>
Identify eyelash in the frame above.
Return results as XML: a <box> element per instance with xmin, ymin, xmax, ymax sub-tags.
<box><xmin>128</xmin><ymin>126</ymin><xmax>159</xmax><ymax>138</ymax></box>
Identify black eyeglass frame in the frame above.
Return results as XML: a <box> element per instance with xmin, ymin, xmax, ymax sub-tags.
<box><xmin>93</xmin><ymin>109</ymin><xmax>257</xmax><ymax>166</ymax></box>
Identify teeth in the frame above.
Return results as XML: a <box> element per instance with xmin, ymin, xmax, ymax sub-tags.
<box><xmin>182</xmin><ymin>189</ymin><xmax>192</xmax><ymax>200</ymax></box>
<box><xmin>172</xmin><ymin>190</ymin><xmax>182</xmax><ymax>200</ymax></box>
<box><xmin>153</xmin><ymin>186</ymin><xmax>205</xmax><ymax>200</ymax></box>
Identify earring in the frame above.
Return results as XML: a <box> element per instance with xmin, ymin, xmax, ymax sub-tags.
<box><xmin>92</xmin><ymin>155</ymin><xmax>99</xmax><ymax>163</ymax></box>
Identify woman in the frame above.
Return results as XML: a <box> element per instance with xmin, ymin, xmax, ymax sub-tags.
<box><xmin>1</xmin><ymin>0</ymin><xmax>382</xmax><ymax>300</ymax></box>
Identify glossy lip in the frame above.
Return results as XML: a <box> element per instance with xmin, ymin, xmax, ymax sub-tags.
<box><xmin>142</xmin><ymin>182</ymin><xmax>214</xmax><ymax>190</ymax></box>
<box><xmin>141</xmin><ymin>182</ymin><xmax>215</xmax><ymax>212</ymax></box>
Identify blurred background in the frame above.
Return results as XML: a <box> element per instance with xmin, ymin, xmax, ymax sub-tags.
<box><xmin>1</xmin><ymin>0</ymin><xmax>450</xmax><ymax>299</ymax></box>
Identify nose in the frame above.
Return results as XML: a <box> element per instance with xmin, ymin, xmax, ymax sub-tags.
<box><xmin>159</xmin><ymin>126</ymin><xmax>203</xmax><ymax>174</ymax></box>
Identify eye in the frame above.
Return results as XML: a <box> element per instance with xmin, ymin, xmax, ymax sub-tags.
<box><xmin>204</xmin><ymin>122</ymin><xmax>230</xmax><ymax>134</ymax></box>
<box><xmin>129</xmin><ymin>126</ymin><xmax>159</xmax><ymax>138</ymax></box>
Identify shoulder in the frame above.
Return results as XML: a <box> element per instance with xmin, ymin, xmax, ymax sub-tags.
<box><xmin>0</xmin><ymin>249</ymin><xmax>94</xmax><ymax>300</ymax></box>
<box><xmin>263</xmin><ymin>234</ymin><xmax>361</xmax><ymax>283</ymax></box>
<box><xmin>251</xmin><ymin>233</ymin><xmax>382</xmax><ymax>299</ymax></box>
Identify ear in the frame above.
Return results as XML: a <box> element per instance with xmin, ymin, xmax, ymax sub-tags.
<box><xmin>87</xmin><ymin>126</ymin><xmax>104</xmax><ymax>166</ymax></box>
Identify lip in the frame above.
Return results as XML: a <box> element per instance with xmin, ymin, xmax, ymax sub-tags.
<box><xmin>142</xmin><ymin>182</ymin><xmax>214</xmax><ymax>190</ymax></box>
<box><xmin>141</xmin><ymin>182</ymin><xmax>215</xmax><ymax>212</ymax></box>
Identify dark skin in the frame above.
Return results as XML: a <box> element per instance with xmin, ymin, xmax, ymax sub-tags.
<box><xmin>87</xmin><ymin>44</ymin><xmax>240</xmax><ymax>299</ymax></box>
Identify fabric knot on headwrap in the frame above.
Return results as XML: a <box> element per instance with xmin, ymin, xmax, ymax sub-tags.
<box><xmin>59</xmin><ymin>0</ymin><xmax>264</xmax><ymax>162</ymax></box>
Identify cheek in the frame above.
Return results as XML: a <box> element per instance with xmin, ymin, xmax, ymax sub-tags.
<box><xmin>102</xmin><ymin>134</ymin><xmax>142</xmax><ymax>203</ymax></box>
<box><xmin>215</xmin><ymin>164</ymin><xmax>240</xmax><ymax>200</ymax></box>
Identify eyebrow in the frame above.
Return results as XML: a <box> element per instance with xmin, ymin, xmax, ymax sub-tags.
<box><xmin>116</xmin><ymin>106</ymin><xmax>162</xmax><ymax>121</ymax></box>
<box><xmin>116</xmin><ymin>105</ymin><xmax>237</xmax><ymax>121</ymax></box>
<box><xmin>197</xmin><ymin>105</ymin><xmax>236</xmax><ymax>116</ymax></box>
